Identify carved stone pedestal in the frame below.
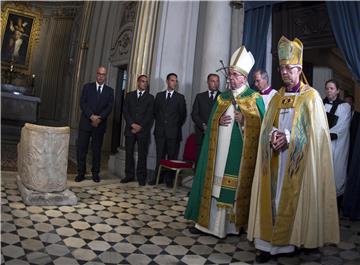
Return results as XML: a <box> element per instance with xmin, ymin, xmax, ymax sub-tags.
<box><xmin>17</xmin><ymin>123</ymin><xmax>77</xmax><ymax>205</ymax></box>
<box><xmin>17</xmin><ymin>175</ymin><xmax>77</xmax><ymax>205</ymax></box>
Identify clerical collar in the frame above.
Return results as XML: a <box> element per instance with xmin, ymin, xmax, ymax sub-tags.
<box><xmin>286</xmin><ymin>82</ymin><xmax>300</xmax><ymax>93</ymax></box>
<box><xmin>232</xmin><ymin>84</ymin><xmax>246</xmax><ymax>98</ymax></box>
<box><xmin>323</xmin><ymin>97</ymin><xmax>342</xmax><ymax>105</ymax></box>
<box><xmin>260</xmin><ymin>86</ymin><xmax>272</xmax><ymax>95</ymax></box>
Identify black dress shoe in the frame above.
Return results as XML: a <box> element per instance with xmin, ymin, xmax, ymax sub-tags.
<box><xmin>148</xmin><ymin>180</ymin><xmax>156</xmax><ymax>186</ymax></box>
<box><xmin>255</xmin><ymin>251</ymin><xmax>271</xmax><ymax>263</ymax></box>
<box><xmin>188</xmin><ymin>227</ymin><xmax>204</xmax><ymax>235</ymax></box>
<box><xmin>239</xmin><ymin>227</ymin><xmax>247</xmax><ymax>236</ymax></box>
<box><xmin>138</xmin><ymin>181</ymin><xmax>146</xmax><ymax>186</ymax></box>
<box><xmin>75</xmin><ymin>175</ymin><xmax>85</xmax><ymax>182</ymax></box>
<box><xmin>148</xmin><ymin>178</ymin><xmax>163</xmax><ymax>186</ymax></box>
<box><xmin>120</xmin><ymin>177</ymin><xmax>134</xmax><ymax>184</ymax></box>
<box><xmin>92</xmin><ymin>175</ymin><xmax>100</xmax><ymax>183</ymax></box>
<box><xmin>164</xmin><ymin>176</ymin><xmax>173</xmax><ymax>188</ymax></box>
<box><xmin>165</xmin><ymin>181</ymin><xmax>173</xmax><ymax>188</ymax></box>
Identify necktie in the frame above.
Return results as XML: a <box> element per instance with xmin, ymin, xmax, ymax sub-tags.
<box><xmin>138</xmin><ymin>91</ymin><xmax>143</xmax><ymax>99</ymax></box>
<box><xmin>210</xmin><ymin>91</ymin><xmax>214</xmax><ymax>100</ymax></box>
<box><xmin>97</xmin><ymin>86</ymin><xmax>101</xmax><ymax>95</ymax></box>
<box><xmin>167</xmin><ymin>92</ymin><xmax>171</xmax><ymax>100</ymax></box>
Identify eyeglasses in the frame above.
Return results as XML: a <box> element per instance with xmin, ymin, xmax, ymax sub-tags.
<box><xmin>97</xmin><ymin>73</ymin><xmax>106</xmax><ymax>76</ymax></box>
<box><xmin>278</xmin><ymin>65</ymin><xmax>298</xmax><ymax>73</ymax></box>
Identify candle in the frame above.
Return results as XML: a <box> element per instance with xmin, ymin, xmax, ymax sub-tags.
<box><xmin>32</xmin><ymin>74</ymin><xmax>35</xmax><ymax>79</ymax></box>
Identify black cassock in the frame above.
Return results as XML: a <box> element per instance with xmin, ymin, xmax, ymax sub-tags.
<box><xmin>343</xmin><ymin>111</ymin><xmax>360</xmax><ymax>220</ymax></box>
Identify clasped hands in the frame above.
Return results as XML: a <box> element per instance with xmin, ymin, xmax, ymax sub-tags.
<box><xmin>271</xmin><ymin>130</ymin><xmax>288</xmax><ymax>152</ymax></box>
<box><xmin>90</xmin><ymin>115</ymin><xmax>102</xmax><ymax>127</ymax></box>
<box><xmin>131</xmin><ymin>123</ymin><xmax>142</xmax><ymax>134</ymax></box>
<box><xmin>219</xmin><ymin>110</ymin><xmax>244</xmax><ymax>126</ymax></box>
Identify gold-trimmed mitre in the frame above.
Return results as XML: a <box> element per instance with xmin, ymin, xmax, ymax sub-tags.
<box><xmin>278</xmin><ymin>36</ymin><xmax>303</xmax><ymax>67</ymax></box>
<box><xmin>229</xmin><ymin>46</ymin><xmax>255</xmax><ymax>76</ymax></box>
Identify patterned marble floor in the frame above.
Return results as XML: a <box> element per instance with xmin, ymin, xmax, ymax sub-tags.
<box><xmin>1</xmin><ymin>172</ymin><xmax>360</xmax><ymax>265</ymax></box>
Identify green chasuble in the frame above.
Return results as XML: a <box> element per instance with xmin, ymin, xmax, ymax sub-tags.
<box><xmin>185</xmin><ymin>86</ymin><xmax>265</xmax><ymax>229</ymax></box>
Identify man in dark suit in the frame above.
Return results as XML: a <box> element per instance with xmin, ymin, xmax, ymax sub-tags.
<box><xmin>191</xmin><ymin>73</ymin><xmax>220</xmax><ymax>162</ymax></box>
<box><xmin>76</xmin><ymin>66</ymin><xmax>114</xmax><ymax>183</ymax></box>
<box><xmin>121</xmin><ymin>75</ymin><xmax>154</xmax><ymax>186</ymax></box>
<box><xmin>149</xmin><ymin>73</ymin><xmax>187</xmax><ymax>187</ymax></box>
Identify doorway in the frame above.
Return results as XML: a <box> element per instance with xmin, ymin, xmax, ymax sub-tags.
<box><xmin>271</xmin><ymin>1</ymin><xmax>355</xmax><ymax>97</ymax></box>
<box><xmin>111</xmin><ymin>66</ymin><xmax>127</xmax><ymax>154</ymax></box>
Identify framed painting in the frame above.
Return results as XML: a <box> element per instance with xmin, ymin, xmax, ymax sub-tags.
<box><xmin>1</xmin><ymin>3</ymin><xmax>42</xmax><ymax>74</ymax></box>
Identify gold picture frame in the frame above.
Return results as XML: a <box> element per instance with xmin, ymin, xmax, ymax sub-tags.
<box><xmin>1</xmin><ymin>2</ymin><xmax>42</xmax><ymax>74</ymax></box>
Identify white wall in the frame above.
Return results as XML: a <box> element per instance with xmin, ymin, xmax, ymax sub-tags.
<box><xmin>147</xmin><ymin>1</ymin><xmax>200</xmax><ymax>170</ymax></box>
<box><xmin>313</xmin><ymin>66</ymin><xmax>333</xmax><ymax>98</ymax></box>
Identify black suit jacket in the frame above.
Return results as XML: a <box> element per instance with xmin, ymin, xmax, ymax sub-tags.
<box><xmin>79</xmin><ymin>82</ymin><xmax>114</xmax><ymax>134</ymax></box>
<box><xmin>191</xmin><ymin>90</ymin><xmax>220</xmax><ymax>143</ymax></box>
<box><xmin>154</xmin><ymin>90</ymin><xmax>187</xmax><ymax>141</ymax></box>
<box><xmin>349</xmin><ymin>111</ymin><xmax>360</xmax><ymax>162</ymax></box>
<box><xmin>123</xmin><ymin>90</ymin><xmax>154</xmax><ymax>138</ymax></box>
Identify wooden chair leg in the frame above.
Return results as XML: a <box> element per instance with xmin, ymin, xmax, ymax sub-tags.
<box><xmin>156</xmin><ymin>165</ymin><xmax>162</xmax><ymax>186</ymax></box>
<box><xmin>173</xmin><ymin>169</ymin><xmax>181</xmax><ymax>194</ymax></box>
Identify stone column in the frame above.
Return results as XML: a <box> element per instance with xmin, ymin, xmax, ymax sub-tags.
<box><xmin>147</xmin><ymin>1</ymin><xmax>200</xmax><ymax>170</ymax></box>
<box><xmin>230</xmin><ymin>2</ymin><xmax>245</xmax><ymax>54</ymax></box>
<box><xmin>192</xmin><ymin>1</ymin><xmax>232</xmax><ymax>98</ymax></box>
<box><xmin>127</xmin><ymin>1</ymin><xmax>159</xmax><ymax>92</ymax></box>
<box><xmin>265</xmin><ymin>16</ymin><xmax>273</xmax><ymax>84</ymax></box>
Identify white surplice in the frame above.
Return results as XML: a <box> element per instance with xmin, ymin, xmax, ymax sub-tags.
<box><xmin>261</xmin><ymin>89</ymin><xmax>277</xmax><ymax>110</ymax></box>
<box><xmin>195</xmin><ymin>86</ymin><xmax>246</xmax><ymax>238</ymax></box>
<box><xmin>324</xmin><ymin>101</ymin><xmax>351</xmax><ymax>196</ymax></box>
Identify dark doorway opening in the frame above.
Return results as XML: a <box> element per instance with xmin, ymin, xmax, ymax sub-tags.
<box><xmin>111</xmin><ymin>66</ymin><xmax>127</xmax><ymax>154</ymax></box>
<box><xmin>271</xmin><ymin>1</ymin><xmax>356</xmax><ymax>98</ymax></box>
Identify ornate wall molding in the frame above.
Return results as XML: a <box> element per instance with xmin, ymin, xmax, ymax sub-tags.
<box><xmin>109</xmin><ymin>24</ymin><xmax>134</xmax><ymax>66</ymax></box>
<box><xmin>272</xmin><ymin>2</ymin><xmax>335</xmax><ymax>54</ymax></box>
<box><xmin>109</xmin><ymin>2</ymin><xmax>138</xmax><ymax>66</ymax></box>
<box><xmin>121</xmin><ymin>1</ymin><xmax>137</xmax><ymax>25</ymax></box>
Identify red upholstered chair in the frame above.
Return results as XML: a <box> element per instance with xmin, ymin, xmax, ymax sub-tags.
<box><xmin>156</xmin><ymin>133</ymin><xmax>197</xmax><ymax>194</ymax></box>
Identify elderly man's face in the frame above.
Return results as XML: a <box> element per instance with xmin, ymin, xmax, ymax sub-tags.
<box><xmin>228</xmin><ymin>69</ymin><xmax>246</xmax><ymax>90</ymax></box>
<box><xmin>253</xmin><ymin>72</ymin><xmax>268</xmax><ymax>92</ymax></box>
<box><xmin>279</xmin><ymin>65</ymin><xmax>301</xmax><ymax>87</ymax></box>
<box><xmin>96</xmin><ymin>67</ymin><xmax>107</xmax><ymax>85</ymax></box>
